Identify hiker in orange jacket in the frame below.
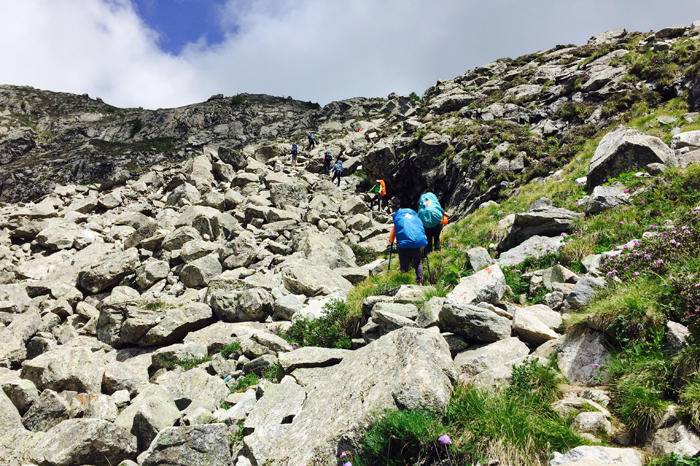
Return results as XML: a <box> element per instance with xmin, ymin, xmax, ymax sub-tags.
<box><xmin>368</xmin><ymin>179</ymin><xmax>388</xmax><ymax>212</ymax></box>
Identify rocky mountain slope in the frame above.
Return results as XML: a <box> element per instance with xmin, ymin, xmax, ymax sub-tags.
<box><xmin>0</xmin><ymin>22</ymin><xmax>699</xmax><ymax>466</ymax></box>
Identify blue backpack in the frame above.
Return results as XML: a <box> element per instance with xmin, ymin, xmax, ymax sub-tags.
<box><xmin>393</xmin><ymin>208</ymin><xmax>428</xmax><ymax>249</ymax></box>
<box><xmin>291</xmin><ymin>143</ymin><xmax>298</xmax><ymax>153</ymax></box>
<box><xmin>418</xmin><ymin>192</ymin><xmax>444</xmax><ymax>228</ymax></box>
<box><xmin>334</xmin><ymin>160</ymin><xmax>343</xmax><ymax>174</ymax></box>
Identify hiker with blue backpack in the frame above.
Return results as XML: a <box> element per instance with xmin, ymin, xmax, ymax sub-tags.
<box><xmin>331</xmin><ymin>156</ymin><xmax>343</xmax><ymax>186</ymax></box>
<box><xmin>290</xmin><ymin>143</ymin><xmax>299</xmax><ymax>166</ymax></box>
<box><xmin>417</xmin><ymin>192</ymin><xmax>448</xmax><ymax>254</ymax></box>
<box><xmin>388</xmin><ymin>197</ymin><xmax>428</xmax><ymax>284</ymax></box>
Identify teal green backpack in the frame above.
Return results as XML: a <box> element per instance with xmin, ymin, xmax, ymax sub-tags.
<box><xmin>418</xmin><ymin>192</ymin><xmax>443</xmax><ymax>228</ymax></box>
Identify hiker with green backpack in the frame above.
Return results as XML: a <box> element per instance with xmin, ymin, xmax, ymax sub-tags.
<box><xmin>417</xmin><ymin>192</ymin><xmax>448</xmax><ymax>254</ymax></box>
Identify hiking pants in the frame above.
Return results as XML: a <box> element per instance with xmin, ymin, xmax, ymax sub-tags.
<box><xmin>307</xmin><ymin>139</ymin><xmax>316</xmax><ymax>151</ymax></box>
<box><xmin>398</xmin><ymin>247</ymin><xmax>423</xmax><ymax>284</ymax></box>
<box><xmin>369</xmin><ymin>193</ymin><xmax>383</xmax><ymax>211</ymax></box>
<box><xmin>323</xmin><ymin>160</ymin><xmax>331</xmax><ymax>174</ymax></box>
<box><xmin>425</xmin><ymin>224</ymin><xmax>442</xmax><ymax>254</ymax></box>
<box><xmin>331</xmin><ymin>171</ymin><xmax>341</xmax><ymax>186</ymax></box>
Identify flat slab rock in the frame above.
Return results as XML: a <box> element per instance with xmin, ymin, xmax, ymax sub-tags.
<box><xmin>278</xmin><ymin>346</ymin><xmax>352</xmax><ymax>372</ymax></box>
<box><xmin>550</xmin><ymin>445</ymin><xmax>643</xmax><ymax>466</ymax></box>
<box><xmin>243</xmin><ymin>327</ymin><xmax>456</xmax><ymax>465</ymax></box>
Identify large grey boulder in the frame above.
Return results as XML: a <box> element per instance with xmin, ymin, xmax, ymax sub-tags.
<box><xmin>179</xmin><ymin>253</ymin><xmax>222</xmax><ymax>288</ymax></box>
<box><xmin>295</xmin><ymin>227</ymin><xmax>356</xmax><ymax>268</ymax></box>
<box><xmin>243</xmin><ymin>327</ymin><xmax>455</xmax><ymax>465</ymax></box>
<box><xmin>78</xmin><ymin>247</ymin><xmax>140</xmax><ymax>294</ymax></box>
<box><xmin>278</xmin><ymin>347</ymin><xmax>352</xmax><ymax>372</ymax></box>
<box><xmin>30</xmin><ymin>418</ymin><xmax>136</xmax><ymax>466</ymax></box>
<box><xmin>649</xmin><ymin>422</ymin><xmax>700</xmax><ymax>457</ymax></box>
<box><xmin>103</xmin><ymin>353</ymin><xmax>151</xmax><ymax>395</ymax></box>
<box><xmin>586</xmin><ymin>126</ymin><xmax>674</xmax><ymax>190</ymax></box>
<box><xmin>498</xmin><ymin>206</ymin><xmax>580</xmax><ymax>251</ymax></box>
<box><xmin>454</xmin><ymin>337</ymin><xmax>529</xmax><ymax>385</ymax></box>
<box><xmin>139</xmin><ymin>424</ymin><xmax>233</xmax><ymax>466</ymax></box>
<box><xmin>0</xmin><ymin>368</ymin><xmax>38</xmax><ymax>415</ymax></box>
<box><xmin>208</xmin><ymin>284</ymin><xmax>273</xmax><ymax>322</ymax></box>
<box><xmin>244</xmin><ymin>377</ymin><xmax>306</xmax><ymax>433</ymax></box>
<box><xmin>21</xmin><ymin>346</ymin><xmax>106</xmax><ymax>393</ymax></box>
<box><xmin>585</xmin><ymin>185</ymin><xmax>630</xmax><ymax>215</ymax></box>
<box><xmin>566</xmin><ymin>275</ymin><xmax>605</xmax><ymax>310</ymax></box>
<box><xmin>558</xmin><ymin>329</ymin><xmax>609</xmax><ymax>386</ymax></box>
<box><xmin>550</xmin><ymin>446</ymin><xmax>643</xmax><ymax>466</ymax></box>
<box><xmin>445</xmin><ymin>265</ymin><xmax>506</xmax><ymax>306</ymax></box>
<box><xmin>97</xmin><ymin>296</ymin><xmax>212</xmax><ymax>348</ymax></box>
<box><xmin>439</xmin><ymin>303</ymin><xmax>512</xmax><ymax>343</ymax></box>
<box><xmin>466</xmin><ymin>246</ymin><xmax>494</xmax><ymax>271</ymax></box>
<box><xmin>21</xmin><ymin>388</ymin><xmax>76</xmax><ymax>431</ymax></box>
<box><xmin>0</xmin><ymin>309</ymin><xmax>42</xmax><ymax>367</ymax></box>
<box><xmin>129</xmin><ymin>388</ymin><xmax>181</xmax><ymax>452</ymax></box>
<box><xmin>498</xmin><ymin>235</ymin><xmax>564</xmax><ymax>268</ymax></box>
<box><xmin>281</xmin><ymin>260</ymin><xmax>353</xmax><ymax>297</ymax></box>
<box><xmin>671</xmin><ymin>130</ymin><xmax>700</xmax><ymax>150</ymax></box>
<box><xmin>512</xmin><ymin>308</ymin><xmax>560</xmax><ymax>344</ymax></box>
<box><xmin>155</xmin><ymin>368</ymin><xmax>229</xmax><ymax>414</ymax></box>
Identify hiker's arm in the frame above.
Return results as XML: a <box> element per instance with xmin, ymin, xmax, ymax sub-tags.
<box><xmin>388</xmin><ymin>226</ymin><xmax>395</xmax><ymax>245</ymax></box>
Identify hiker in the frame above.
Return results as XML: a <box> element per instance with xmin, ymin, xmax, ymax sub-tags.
<box><xmin>307</xmin><ymin>131</ymin><xmax>317</xmax><ymax>151</ymax></box>
<box><xmin>368</xmin><ymin>179</ymin><xmax>388</xmax><ymax>212</ymax></box>
<box><xmin>323</xmin><ymin>150</ymin><xmax>333</xmax><ymax>174</ymax></box>
<box><xmin>331</xmin><ymin>157</ymin><xmax>343</xmax><ymax>186</ymax></box>
<box><xmin>290</xmin><ymin>143</ymin><xmax>299</xmax><ymax>166</ymax></box>
<box><xmin>417</xmin><ymin>192</ymin><xmax>448</xmax><ymax>254</ymax></box>
<box><xmin>388</xmin><ymin>198</ymin><xmax>428</xmax><ymax>284</ymax></box>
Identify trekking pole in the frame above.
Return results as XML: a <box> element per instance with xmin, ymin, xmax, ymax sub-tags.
<box><xmin>388</xmin><ymin>244</ymin><xmax>393</xmax><ymax>271</ymax></box>
<box><xmin>422</xmin><ymin>249</ymin><xmax>431</xmax><ymax>284</ymax></box>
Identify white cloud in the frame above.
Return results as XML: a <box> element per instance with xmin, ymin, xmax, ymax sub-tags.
<box><xmin>0</xmin><ymin>0</ymin><xmax>698</xmax><ymax>109</ymax></box>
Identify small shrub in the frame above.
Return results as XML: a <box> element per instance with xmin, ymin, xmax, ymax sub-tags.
<box><xmin>679</xmin><ymin>373</ymin><xmax>700</xmax><ymax>431</ymax></box>
<box><xmin>285</xmin><ymin>300</ymin><xmax>353</xmax><ymax>349</ymax></box>
<box><xmin>220</xmin><ymin>342</ymin><xmax>241</xmax><ymax>359</ymax></box>
<box><xmin>262</xmin><ymin>363</ymin><xmax>284</xmax><ymax>382</ymax></box>
<box><xmin>408</xmin><ymin>91</ymin><xmax>421</xmax><ymax>102</ymax></box>
<box><xmin>233</xmin><ymin>373</ymin><xmax>259</xmax><ymax>392</ymax></box>
<box><xmin>349</xmin><ymin>242</ymin><xmax>382</xmax><ymax>266</ymax></box>
<box><xmin>159</xmin><ymin>355</ymin><xmax>212</xmax><ymax>371</ymax></box>
<box><xmin>647</xmin><ymin>454</ymin><xmax>700</xmax><ymax>466</ymax></box>
<box><xmin>605</xmin><ymin>336</ymin><xmax>672</xmax><ymax>440</ymax></box>
<box><xmin>359</xmin><ymin>410</ymin><xmax>444</xmax><ymax>466</ymax></box>
<box><xmin>230</xmin><ymin>94</ymin><xmax>246</xmax><ymax>106</ymax></box>
<box><xmin>507</xmin><ymin>359</ymin><xmax>561</xmax><ymax>405</ymax></box>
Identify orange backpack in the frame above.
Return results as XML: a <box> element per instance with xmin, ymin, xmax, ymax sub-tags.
<box><xmin>378</xmin><ymin>179</ymin><xmax>387</xmax><ymax>197</ymax></box>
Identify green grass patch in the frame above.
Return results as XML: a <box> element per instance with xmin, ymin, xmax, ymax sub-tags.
<box><xmin>285</xmin><ymin>299</ymin><xmax>353</xmax><ymax>349</ymax></box>
<box><xmin>220</xmin><ymin>342</ymin><xmax>241</xmax><ymax>359</ymax></box>
<box><xmin>562</xmin><ymin>165</ymin><xmax>700</xmax><ymax>261</ymax></box>
<box><xmin>605</xmin><ymin>335</ymin><xmax>672</xmax><ymax>441</ymax></box>
<box><xmin>680</xmin><ymin>373</ymin><xmax>700</xmax><ymax>431</ymax></box>
<box><xmin>158</xmin><ymin>355</ymin><xmax>212</xmax><ymax>371</ymax></box>
<box><xmin>647</xmin><ymin>454</ymin><xmax>700</xmax><ymax>466</ymax></box>
<box><xmin>357</xmin><ymin>360</ymin><xmax>584</xmax><ymax>465</ymax></box>
<box><xmin>349</xmin><ymin>242</ymin><xmax>382</xmax><ymax>266</ymax></box>
<box><xmin>233</xmin><ymin>373</ymin><xmax>259</xmax><ymax>392</ymax></box>
<box><xmin>346</xmin><ymin>271</ymin><xmax>415</xmax><ymax>320</ymax></box>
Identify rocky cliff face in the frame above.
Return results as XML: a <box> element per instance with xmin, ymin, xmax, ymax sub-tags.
<box><xmin>0</xmin><ymin>23</ymin><xmax>699</xmax><ymax>466</ymax></box>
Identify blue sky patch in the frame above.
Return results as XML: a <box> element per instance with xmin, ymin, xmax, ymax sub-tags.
<box><xmin>133</xmin><ymin>0</ymin><xmax>228</xmax><ymax>53</ymax></box>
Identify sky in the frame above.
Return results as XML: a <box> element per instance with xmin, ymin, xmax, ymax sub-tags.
<box><xmin>0</xmin><ymin>0</ymin><xmax>698</xmax><ymax>109</ymax></box>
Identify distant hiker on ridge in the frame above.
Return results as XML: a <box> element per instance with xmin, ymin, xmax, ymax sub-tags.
<box><xmin>307</xmin><ymin>131</ymin><xmax>317</xmax><ymax>150</ymax></box>
<box><xmin>331</xmin><ymin>156</ymin><xmax>343</xmax><ymax>186</ymax></box>
<box><xmin>388</xmin><ymin>197</ymin><xmax>428</xmax><ymax>284</ymax></box>
<box><xmin>290</xmin><ymin>142</ymin><xmax>299</xmax><ymax>166</ymax></box>
<box><xmin>417</xmin><ymin>192</ymin><xmax>448</xmax><ymax>254</ymax></box>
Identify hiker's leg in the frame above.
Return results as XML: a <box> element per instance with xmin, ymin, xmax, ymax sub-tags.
<box><xmin>435</xmin><ymin>224</ymin><xmax>443</xmax><ymax>251</ymax></box>
<box><xmin>398</xmin><ymin>248</ymin><xmax>411</xmax><ymax>273</ymax></box>
<box><xmin>412</xmin><ymin>249</ymin><xmax>423</xmax><ymax>284</ymax></box>
<box><xmin>425</xmin><ymin>227</ymin><xmax>435</xmax><ymax>254</ymax></box>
